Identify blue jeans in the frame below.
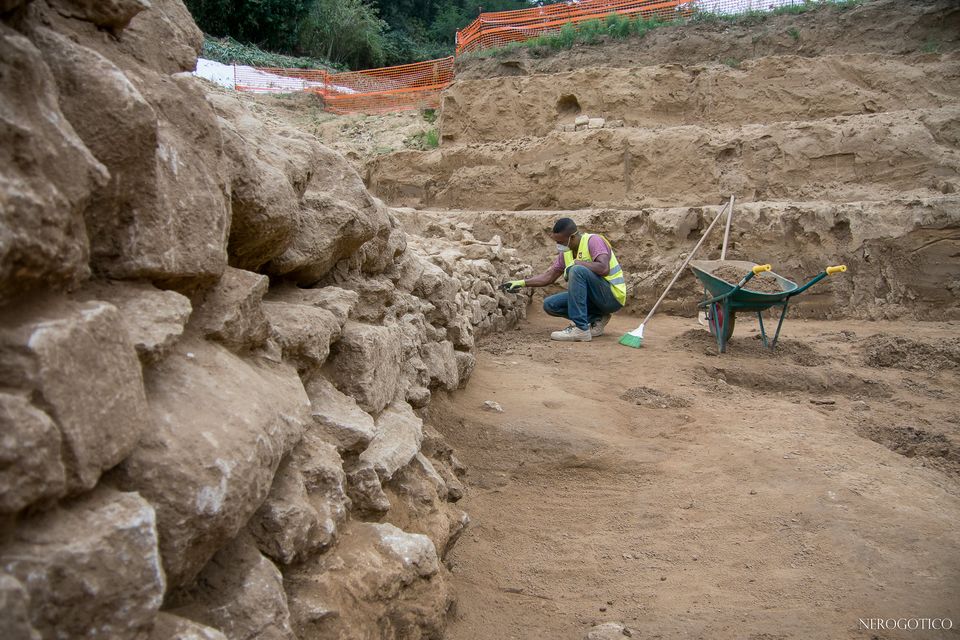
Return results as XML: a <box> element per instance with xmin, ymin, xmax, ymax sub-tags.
<box><xmin>543</xmin><ymin>265</ymin><xmax>623</xmax><ymax>330</ymax></box>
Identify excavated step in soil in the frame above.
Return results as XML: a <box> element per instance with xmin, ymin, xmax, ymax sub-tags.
<box><xmin>431</xmin><ymin>312</ymin><xmax>960</xmax><ymax>639</ymax></box>
<box><xmin>367</xmin><ymin>107</ymin><xmax>960</xmax><ymax>211</ymax></box>
<box><xmin>441</xmin><ymin>53</ymin><xmax>960</xmax><ymax>144</ymax></box>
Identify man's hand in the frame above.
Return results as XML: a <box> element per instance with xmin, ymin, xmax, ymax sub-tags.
<box><xmin>499</xmin><ymin>280</ymin><xmax>526</xmax><ymax>293</ymax></box>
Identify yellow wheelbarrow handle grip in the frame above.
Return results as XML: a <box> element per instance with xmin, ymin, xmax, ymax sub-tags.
<box><xmin>752</xmin><ymin>264</ymin><xmax>772</xmax><ymax>274</ymax></box>
<box><xmin>826</xmin><ymin>265</ymin><xmax>847</xmax><ymax>275</ymax></box>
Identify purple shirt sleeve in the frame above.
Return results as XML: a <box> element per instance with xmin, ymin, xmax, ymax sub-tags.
<box><xmin>587</xmin><ymin>234</ymin><xmax>611</xmax><ymax>260</ymax></box>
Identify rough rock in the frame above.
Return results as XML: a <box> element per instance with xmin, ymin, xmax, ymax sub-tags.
<box><xmin>262</xmin><ymin>301</ymin><xmax>341</xmax><ymax>373</ymax></box>
<box><xmin>0</xmin><ymin>297</ymin><xmax>147</xmax><ymax>494</ymax></box>
<box><xmin>149</xmin><ymin>613</ymin><xmax>228</xmax><ymax>640</ymax></box>
<box><xmin>119</xmin><ymin>0</ymin><xmax>204</xmax><ymax>74</ymax></box>
<box><xmin>74</xmin><ymin>281</ymin><xmax>192</xmax><ymax>363</ymax></box>
<box><xmin>422</xmin><ymin>340</ymin><xmax>460</xmax><ymax>391</ymax></box>
<box><xmin>455</xmin><ymin>351</ymin><xmax>477</xmax><ymax>388</ymax></box>
<box><xmin>249</xmin><ymin>435</ymin><xmax>349</xmax><ymax>565</ymax></box>
<box><xmin>0</xmin><ymin>488</ymin><xmax>165</xmax><ymax>640</ymax></box>
<box><xmin>303</xmin><ymin>375</ymin><xmax>376</xmax><ymax>452</ymax></box>
<box><xmin>33</xmin><ymin>23</ymin><xmax>228</xmax><ymax>286</ymax></box>
<box><xmin>53</xmin><ymin>0</ymin><xmax>151</xmax><ymax>31</ymax></box>
<box><xmin>0</xmin><ymin>574</ymin><xmax>41</xmax><ymax>640</ymax></box>
<box><xmin>110</xmin><ymin>339</ymin><xmax>310</xmax><ymax>588</ymax></box>
<box><xmin>265</xmin><ymin>284</ymin><xmax>359</xmax><ymax>325</ymax></box>
<box><xmin>169</xmin><ymin>533</ymin><xmax>295</xmax><ymax>640</ymax></box>
<box><xmin>360</xmin><ymin>401</ymin><xmax>424</xmax><ymax>482</ymax></box>
<box><xmin>0</xmin><ymin>25</ymin><xmax>106</xmax><ymax>304</ymax></box>
<box><xmin>327</xmin><ymin>321</ymin><xmax>404</xmax><ymax>414</ymax></box>
<box><xmin>0</xmin><ymin>392</ymin><xmax>66</xmax><ymax>514</ymax></box>
<box><xmin>284</xmin><ymin>522</ymin><xmax>451</xmax><ymax>640</ymax></box>
<box><xmin>585</xmin><ymin>622</ymin><xmax>634</xmax><ymax>639</ymax></box>
<box><xmin>205</xmin><ymin>93</ymin><xmax>307</xmax><ymax>272</ymax></box>
<box><xmin>265</xmin><ymin>146</ymin><xmax>390</xmax><ymax>285</ymax></box>
<box><xmin>196</xmin><ymin>267</ymin><xmax>270</xmax><ymax>352</ymax></box>
<box><xmin>384</xmin><ymin>453</ymin><xmax>468</xmax><ymax>557</ymax></box>
<box><xmin>345</xmin><ymin>464</ymin><xmax>392</xmax><ymax>515</ymax></box>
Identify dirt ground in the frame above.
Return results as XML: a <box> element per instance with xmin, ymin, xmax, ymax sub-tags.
<box><xmin>430</xmin><ymin>309</ymin><xmax>960</xmax><ymax>639</ymax></box>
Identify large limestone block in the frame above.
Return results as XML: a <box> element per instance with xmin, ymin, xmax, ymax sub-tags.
<box><xmin>0</xmin><ymin>488</ymin><xmax>165</xmax><ymax>640</ymax></box>
<box><xmin>0</xmin><ymin>392</ymin><xmax>66</xmax><ymax>514</ymax></box>
<box><xmin>303</xmin><ymin>375</ymin><xmax>375</xmax><ymax>452</ymax></box>
<box><xmin>0</xmin><ymin>297</ymin><xmax>147</xmax><ymax>494</ymax></box>
<box><xmin>111</xmin><ymin>339</ymin><xmax>310</xmax><ymax>588</ymax></box>
<box><xmin>249</xmin><ymin>436</ymin><xmax>348</xmax><ymax>565</ymax></box>
<box><xmin>0</xmin><ymin>25</ymin><xmax>107</xmax><ymax>303</ymax></box>
<box><xmin>359</xmin><ymin>401</ymin><xmax>424</xmax><ymax>482</ymax></box>
<box><xmin>384</xmin><ymin>454</ymin><xmax>468</xmax><ymax>558</ymax></box>
<box><xmin>120</xmin><ymin>0</ymin><xmax>204</xmax><ymax>74</ymax></box>
<box><xmin>266</xmin><ymin>147</ymin><xmax>390</xmax><ymax>285</ymax></box>
<box><xmin>284</xmin><ymin>522</ymin><xmax>451</xmax><ymax>640</ymax></box>
<box><xmin>196</xmin><ymin>267</ymin><xmax>270</xmax><ymax>352</ymax></box>
<box><xmin>116</xmin><ymin>72</ymin><xmax>229</xmax><ymax>285</ymax></box>
<box><xmin>0</xmin><ymin>574</ymin><xmax>41</xmax><ymax>640</ymax></box>
<box><xmin>206</xmin><ymin>93</ymin><xmax>310</xmax><ymax>272</ymax></box>
<box><xmin>74</xmin><ymin>281</ymin><xmax>191</xmax><ymax>363</ymax></box>
<box><xmin>265</xmin><ymin>285</ymin><xmax>359</xmax><ymax>327</ymax></box>
<box><xmin>327</xmin><ymin>321</ymin><xmax>403</xmax><ymax>414</ymax></box>
<box><xmin>170</xmin><ymin>533</ymin><xmax>295</xmax><ymax>640</ymax></box>
<box><xmin>51</xmin><ymin>0</ymin><xmax>151</xmax><ymax>31</ymax></box>
<box><xmin>262</xmin><ymin>301</ymin><xmax>341</xmax><ymax>373</ymax></box>
<box><xmin>421</xmin><ymin>340</ymin><xmax>459</xmax><ymax>391</ymax></box>
<box><xmin>149</xmin><ymin>613</ymin><xmax>228</xmax><ymax>640</ymax></box>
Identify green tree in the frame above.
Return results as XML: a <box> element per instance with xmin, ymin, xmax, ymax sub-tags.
<box><xmin>184</xmin><ymin>0</ymin><xmax>309</xmax><ymax>52</ymax></box>
<box><xmin>298</xmin><ymin>0</ymin><xmax>388</xmax><ymax>69</ymax></box>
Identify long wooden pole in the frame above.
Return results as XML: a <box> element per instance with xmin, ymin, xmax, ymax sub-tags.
<box><xmin>720</xmin><ymin>194</ymin><xmax>735</xmax><ymax>260</ymax></box>
<box><xmin>638</xmin><ymin>200</ymin><xmax>731</xmax><ymax>327</ymax></box>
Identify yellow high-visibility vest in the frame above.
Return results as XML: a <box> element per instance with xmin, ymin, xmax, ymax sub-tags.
<box><xmin>562</xmin><ymin>233</ymin><xmax>627</xmax><ymax>305</ymax></box>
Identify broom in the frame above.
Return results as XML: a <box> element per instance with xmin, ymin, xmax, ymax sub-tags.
<box><xmin>619</xmin><ymin>199</ymin><xmax>732</xmax><ymax>348</ymax></box>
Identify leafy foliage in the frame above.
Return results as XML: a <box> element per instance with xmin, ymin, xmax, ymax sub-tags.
<box><xmin>201</xmin><ymin>35</ymin><xmax>338</xmax><ymax>70</ymax></box>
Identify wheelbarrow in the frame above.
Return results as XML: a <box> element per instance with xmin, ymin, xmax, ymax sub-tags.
<box><xmin>688</xmin><ymin>259</ymin><xmax>847</xmax><ymax>353</ymax></box>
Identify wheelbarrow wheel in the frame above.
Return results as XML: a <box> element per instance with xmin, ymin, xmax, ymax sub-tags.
<box><xmin>708</xmin><ymin>302</ymin><xmax>736</xmax><ymax>346</ymax></box>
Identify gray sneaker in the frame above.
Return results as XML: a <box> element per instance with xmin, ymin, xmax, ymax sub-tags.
<box><xmin>591</xmin><ymin>314</ymin><xmax>612</xmax><ymax>337</ymax></box>
<box><xmin>551</xmin><ymin>325</ymin><xmax>592</xmax><ymax>342</ymax></box>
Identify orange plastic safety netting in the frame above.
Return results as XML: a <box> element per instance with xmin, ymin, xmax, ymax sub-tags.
<box><xmin>455</xmin><ymin>0</ymin><xmax>692</xmax><ymax>54</ymax></box>
<box><xmin>322</xmin><ymin>57</ymin><xmax>454</xmax><ymax>114</ymax></box>
<box><xmin>233</xmin><ymin>58</ymin><xmax>453</xmax><ymax>114</ymax></box>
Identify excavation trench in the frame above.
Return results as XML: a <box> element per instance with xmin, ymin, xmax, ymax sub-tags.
<box><xmin>431</xmin><ymin>311</ymin><xmax>960</xmax><ymax>639</ymax></box>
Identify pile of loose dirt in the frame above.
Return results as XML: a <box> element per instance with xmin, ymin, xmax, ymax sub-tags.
<box><xmin>619</xmin><ymin>385</ymin><xmax>691</xmax><ymax>409</ymax></box>
<box><xmin>672</xmin><ymin>328</ymin><xmax>827</xmax><ymax>366</ymax></box>
<box><xmin>862</xmin><ymin>334</ymin><xmax>960</xmax><ymax>371</ymax></box>
<box><xmin>708</xmin><ymin>265</ymin><xmax>785</xmax><ymax>294</ymax></box>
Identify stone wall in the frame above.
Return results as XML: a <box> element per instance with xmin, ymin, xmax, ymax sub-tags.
<box><xmin>0</xmin><ymin>1</ymin><xmax>530</xmax><ymax>638</ymax></box>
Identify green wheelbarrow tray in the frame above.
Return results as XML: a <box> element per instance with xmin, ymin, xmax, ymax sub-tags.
<box><xmin>688</xmin><ymin>259</ymin><xmax>846</xmax><ymax>353</ymax></box>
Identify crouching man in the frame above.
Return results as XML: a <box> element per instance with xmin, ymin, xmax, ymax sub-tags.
<box><xmin>501</xmin><ymin>218</ymin><xmax>626</xmax><ymax>342</ymax></box>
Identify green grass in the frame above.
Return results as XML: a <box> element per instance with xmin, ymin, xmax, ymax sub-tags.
<box><xmin>421</xmin><ymin>108</ymin><xmax>438</xmax><ymax>124</ymax></box>
<box><xmin>787</xmin><ymin>26</ymin><xmax>801</xmax><ymax>40</ymax></box>
<box><xmin>722</xmin><ymin>57</ymin><xmax>741</xmax><ymax>69</ymax></box>
<box><xmin>406</xmin><ymin>128</ymin><xmax>440</xmax><ymax>149</ymax></box>
<box><xmin>202</xmin><ymin>35</ymin><xmax>340</xmax><ymax>70</ymax></box>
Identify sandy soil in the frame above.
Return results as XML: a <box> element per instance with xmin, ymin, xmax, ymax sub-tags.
<box><xmin>430</xmin><ymin>309</ymin><xmax>960</xmax><ymax>639</ymax></box>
